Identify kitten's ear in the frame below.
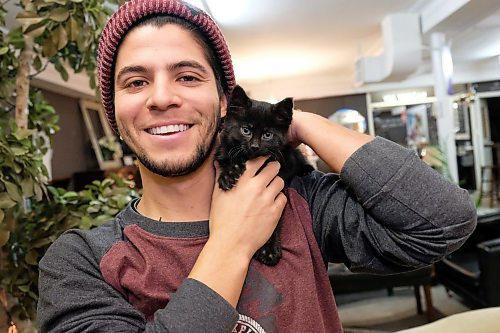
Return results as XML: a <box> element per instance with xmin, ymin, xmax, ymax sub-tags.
<box><xmin>275</xmin><ymin>97</ymin><xmax>294</xmax><ymax>122</ymax></box>
<box><xmin>230</xmin><ymin>85</ymin><xmax>251</xmax><ymax>108</ymax></box>
<box><xmin>277</xmin><ymin>97</ymin><xmax>294</xmax><ymax>112</ymax></box>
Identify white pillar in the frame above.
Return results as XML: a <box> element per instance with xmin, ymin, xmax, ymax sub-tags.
<box><xmin>431</xmin><ymin>33</ymin><xmax>458</xmax><ymax>183</ymax></box>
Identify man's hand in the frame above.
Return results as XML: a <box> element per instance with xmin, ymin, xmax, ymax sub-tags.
<box><xmin>188</xmin><ymin>156</ymin><xmax>286</xmax><ymax>307</ymax></box>
<box><xmin>210</xmin><ymin>156</ymin><xmax>286</xmax><ymax>259</ymax></box>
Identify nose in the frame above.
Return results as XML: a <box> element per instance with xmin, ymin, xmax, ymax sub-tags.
<box><xmin>145</xmin><ymin>76</ymin><xmax>181</xmax><ymax>111</ymax></box>
<box><xmin>250</xmin><ymin>140</ymin><xmax>260</xmax><ymax>151</ymax></box>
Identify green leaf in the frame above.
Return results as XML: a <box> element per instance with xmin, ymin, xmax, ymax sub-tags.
<box><xmin>32</xmin><ymin>237</ymin><xmax>55</xmax><ymax>248</ymax></box>
<box><xmin>53</xmin><ymin>25</ymin><xmax>68</xmax><ymax>50</ymax></box>
<box><xmin>3</xmin><ymin>180</ymin><xmax>22</xmax><ymax>203</ymax></box>
<box><xmin>34</xmin><ymin>183</ymin><xmax>43</xmax><ymax>201</ymax></box>
<box><xmin>45</xmin><ymin>0</ymin><xmax>68</xmax><ymax>4</ymax></box>
<box><xmin>8</xmin><ymin>27</ymin><xmax>25</xmax><ymax>49</ymax></box>
<box><xmin>0</xmin><ymin>47</ymin><xmax>8</xmax><ymax>55</ymax></box>
<box><xmin>33</xmin><ymin>55</ymin><xmax>42</xmax><ymax>71</ymax></box>
<box><xmin>49</xmin><ymin>8</ymin><xmax>70</xmax><ymax>22</ymax></box>
<box><xmin>11</xmin><ymin>147</ymin><xmax>28</xmax><ymax>156</ymax></box>
<box><xmin>16</xmin><ymin>11</ymin><xmax>44</xmax><ymax>30</ymax></box>
<box><xmin>66</xmin><ymin>16</ymin><xmax>79</xmax><ymax>41</ymax></box>
<box><xmin>18</xmin><ymin>285</ymin><xmax>30</xmax><ymax>292</ymax></box>
<box><xmin>21</xmin><ymin>179</ymin><xmax>35</xmax><ymax>198</ymax></box>
<box><xmin>0</xmin><ymin>193</ymin><xmax>17</xmax><ymax>209</ymax></box>
<box><xmin>54</xmin><ymin>60</ymin><xmax>69</xmax><ymax>81</ymax></box>
<box><xmin>42</xmin><ymin>37</ymin><xmax>58</xmax><ymax>58</ymax></box>
<box><xmin>14</xmin><ymin>128</ymin><xmax>35</xmax><ymax>140</ymax></box>
<box><xmin>25</xmin><ymin>250</ymin><xmax>38</xmax><ymax>265</ymax></box>
<box><xmin>24</xmin><ymin>22</ymin><xmax>46</xmax><ymax>38</ymax></box>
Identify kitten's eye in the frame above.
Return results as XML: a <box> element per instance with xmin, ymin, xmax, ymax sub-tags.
<box><xmin>262</xmin><ymin>132</ymin><xmax>273</xmax><ymax>140</ymax></box>
<box><xmin>240</xmin><ymin>126</ymin><xmax>252</xmax><ymax>136</ymax></box>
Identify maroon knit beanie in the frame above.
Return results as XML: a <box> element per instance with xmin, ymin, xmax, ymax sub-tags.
<box><xmin>97</xmin><ymin>0</ymin><xmax>236</xmax><ymax>133</ymax></box>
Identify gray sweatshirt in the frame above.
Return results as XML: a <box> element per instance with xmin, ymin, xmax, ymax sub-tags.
<box><xmin>37</xmin><ymin>137</ymin><xmax>477</xmax><ymax>332</ymax></box>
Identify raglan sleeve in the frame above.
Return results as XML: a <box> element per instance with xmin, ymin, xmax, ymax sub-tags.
<box><xmin>291</xmin><ymin>137</ymin><xmax>477</xmax><ymax>273</ymax></box>
<box><xmin>37</xmin><ymin>230</ymin><xmax>238</xmax><ymax>333</ymax></box>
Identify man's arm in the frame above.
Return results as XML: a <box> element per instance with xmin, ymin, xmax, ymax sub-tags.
<box><xmin>289</xmin><ymin>112</ymin><xmax>477</xmax><ymax>273</ymax></box>
<box><xmin>38</xmin><ymin>230</ymin><xmax>239</xmax><ymax>332</ymax></box>
<box><xmin>288</xmin><ymin>111</ymin><xmax>374</xmax><ymax>173</ymax></box>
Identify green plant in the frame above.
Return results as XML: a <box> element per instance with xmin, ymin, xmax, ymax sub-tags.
<box><xmin>0</xmin><ymin>90</ymin><xmax>58</xmax><ymax>249</ymax></box>
<box><xmin>0</xmin><ymin>1</ymin><xmax>126</xmax><ymax>331</ymax></box>
<box><xmin>1</xmin><ymin>175</ymin><xmax>139</xmax><ymax>321</ymax></box>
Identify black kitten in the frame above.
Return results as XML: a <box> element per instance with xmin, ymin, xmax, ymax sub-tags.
<box><xmin>215</xmin><ymin>85</ymin><xmax>314</xmax><ymax>266</ymax></box>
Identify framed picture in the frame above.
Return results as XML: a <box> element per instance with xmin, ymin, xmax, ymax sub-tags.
<box><xmin>79</xmin><ymin>99</ymin><xmax>123</xmax><ymax>170</ymax></box>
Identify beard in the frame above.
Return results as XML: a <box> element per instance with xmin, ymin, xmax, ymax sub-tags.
<box><xmin>119</xmin><ymin>109</ymin><xmax>221</xmax><ymax>177</ymax></box>
<box><xmin>137</xmin><ymin>126</ymin><xmax>218</xmax><ymax>177</ymax></box>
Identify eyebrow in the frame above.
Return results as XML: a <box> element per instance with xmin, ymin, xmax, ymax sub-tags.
<box><xmin>169</xmin><ymin>60</ymin><xmax>209</xmax><ymax>75</ymax></box>
<box><xmin>115</xmin><ymin>65</ymin><xmax>147</xmax><ymax>84</ymax></box>
<box><xmin>115</xmin><ymin>61</ymin><xmax>210</xmax><ymax>84</ymax></box>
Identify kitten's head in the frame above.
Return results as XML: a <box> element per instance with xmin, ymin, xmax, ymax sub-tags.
<box><xmin>222</xmin><ymin>85</ymin><xmax>294</xmax><ymax>159</ymax></box>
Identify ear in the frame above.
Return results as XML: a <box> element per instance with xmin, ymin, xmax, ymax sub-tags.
<box><xmin>230</xmin><ymin>85</ymin><xmax>251</xmax><ymax>109</ymax></box>
<box><xmin>220</xmin><ymin>93</ymin><xmax>228</xmax><ymax>118</ymax></box>
<box><xmin>275</xmin><ymin>97</ymin><xmax>294</xmax><ymax>122</ymax></box>
<box><xmin>277</xmin><ymin>97</ymin><xmax>294</xmax><ymax>111</ymax></box>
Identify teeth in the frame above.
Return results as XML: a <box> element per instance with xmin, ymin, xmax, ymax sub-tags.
<box><xmin>149</xmin><ymin>124</ymin><xmax>190</xmax><ymax>135</ymax></box>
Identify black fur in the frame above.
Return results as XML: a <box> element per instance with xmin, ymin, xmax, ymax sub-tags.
<box><xmin>215</xmin><ymin>85</ymin><xmax>314</xmax><ymax>266</ymax></box>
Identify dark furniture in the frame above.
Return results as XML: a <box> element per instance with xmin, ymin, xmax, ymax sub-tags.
<box><xmin>328</xmin><ymin>263</ymin><xmax>438</xmax><ymax>321</ymax></box>
<box><xmin>435</xmin><ymin>208</ymin><xmax>500</xmax><ymax>308</ymax></box>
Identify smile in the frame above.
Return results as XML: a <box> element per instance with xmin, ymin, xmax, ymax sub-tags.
<box><xmin>147</xmin><ymin>124</ymin><xmax>191</xmax><ymax>135</ymax></box>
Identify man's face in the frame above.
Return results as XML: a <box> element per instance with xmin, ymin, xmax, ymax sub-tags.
<box><xmin>113</xmin><ymin>24</ymin><xmax>227</xmax><ymax>177</ymax></box>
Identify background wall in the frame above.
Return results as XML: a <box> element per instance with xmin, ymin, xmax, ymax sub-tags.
<box><xmin>41</xmin><ymin>89</ymin><xmax>99</xmax><ymax>181</ymax></box>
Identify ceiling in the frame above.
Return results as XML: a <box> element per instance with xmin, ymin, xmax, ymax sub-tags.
<box><xmin>202</xmin><ymin>0</ymin><xmax>500</xmax><ymax>100</ymax></box>
<box><xmin>5</xmin><ymin>0</ymin><xmax>500</xmax><ymax>101</ymax></box>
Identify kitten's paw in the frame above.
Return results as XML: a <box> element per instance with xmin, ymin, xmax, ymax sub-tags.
<box><xmin>218</xmin><ymin>174</ymin><xmax>237</xmax><ymax>191</ymax></box>
<box><xmin>255</xmin><ymin>247</ymin><xmax>282</xmax><ymax>266</ymax></box>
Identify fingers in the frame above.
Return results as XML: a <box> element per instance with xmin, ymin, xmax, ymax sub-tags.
<box><xmin>241</xmin><ymin>157</ymin><xmax>281</xmax><ymax>186</ymax></box>
<box><xmin>266</xmin><ymin>173</ymin><xmax>285</xmax><ymax>198</ymax></box>
<box><xmin>241</xmin><ymin>156</ymin><xmax>269</xmax><ymax>179</ymax></box>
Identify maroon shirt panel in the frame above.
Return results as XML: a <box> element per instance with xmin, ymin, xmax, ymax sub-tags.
<box><xmin>236</xmin><ymin>188</ymin><xmax>341</xmax><ymax>332</ymax></box>
<box><xmin>99</xmin><ymin>188</ymin><xmax>342</xmax><ymax>332</ymax></box>
<box><xmin>100</xmin><ymin>226</ymin><xmax>207</xmax><ymax>321</ymax></box>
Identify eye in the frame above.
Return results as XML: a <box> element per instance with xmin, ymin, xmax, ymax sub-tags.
<box><xmin>179</xmin><ymin>75</ymin><xmax>198</xmax><ymax>82</ymax></box>
<box><xmin>240</xmin><ymin>126</ymin><xmax>252</xmax><ymax>136</ymax></box>
<box><xmin>262</xmin><ymin>132</ymin><xmax>273</xmax><ymax>140</ymax></box>
<box><xmin>126</xmin><ymin>79</ymin><xmax>147</xmax><ymax>88</ymax></box>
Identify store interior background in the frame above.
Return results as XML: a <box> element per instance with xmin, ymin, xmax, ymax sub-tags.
<box><xmin>3</xmin><ymin>0</ymin><xmax>500</xmax><ymax>331</ymax></box>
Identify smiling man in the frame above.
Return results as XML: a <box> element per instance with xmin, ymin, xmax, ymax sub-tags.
<box><xmin>37</xmin><ymin>1</ymin><xmax>477</xmax><ymax>332</ymax></box>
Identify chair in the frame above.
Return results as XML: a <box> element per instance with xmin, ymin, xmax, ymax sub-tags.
<box><xmin>328</xmin><ymin>263</ymin><xmax>438</xmax><ymax>321</ymax></box>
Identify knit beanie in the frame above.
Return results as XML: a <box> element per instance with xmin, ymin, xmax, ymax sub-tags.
<box><xmin>97</xmin><ymin>0</ymin><xmax>236</xmax><ymax>133</ymax></box>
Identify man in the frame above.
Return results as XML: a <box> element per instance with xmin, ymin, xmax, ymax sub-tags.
<box><xmin>37</xmin><ymin>1</ymin><xmax>477</xmax><ymax>332</ymax></box>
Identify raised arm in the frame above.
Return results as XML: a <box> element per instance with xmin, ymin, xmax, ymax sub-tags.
<box><xmin>288</xmin><ymin>111</ymin><xmax>477</xmax><ymax>273</ymax></box>
<box><xmin>288</xmin><ymin>111</ymin><xmax>374</xmax><ymax>173</ymax></box>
